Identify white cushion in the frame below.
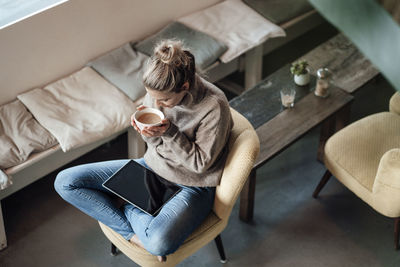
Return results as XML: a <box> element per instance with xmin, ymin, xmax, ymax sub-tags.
<box><xmin>178</xmin><ymin>0</ymin><xmax>286</xmax><ymax>63</ymax></box>
<box><xmin>18</xmin><ymin>67</ymin><xmax>138</xmax><ymax>152</ymax></box>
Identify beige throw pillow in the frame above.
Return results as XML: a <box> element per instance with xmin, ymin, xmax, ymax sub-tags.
<box><xmin>88</xmin><ymin>43</ymin><xmax>149</xmax><ymax>102</ymax></box>
<box><xmin>178</xmin><ymin>0</ymin><xmax>286</xmax><ymax>63</ymax></box>
<box><xmin>18</xmin><ymin>67</ymin><xmax>138</xmax><ymax>152</ymax></box>
<box><xmin>0</xmin><ymin>100</ymin><xmax>57</xmax><ymax>169</ymax></box>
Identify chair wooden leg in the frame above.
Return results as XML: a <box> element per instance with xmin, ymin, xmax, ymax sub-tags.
<box><xmin>395</xmin><ymin>218</ymin><xmax>400</xmax><ymax>250</ymax></box>
<box><xmin>313</xmin><ymin>170</ymin><xmax>332</xmax><ymax>198</ymax></box>
<box><xmin>111</xmin><ymin>243</ymin><xmax>118</xmax><ymax>256</ymax></box>
<box><xmin>214</xmin><ymin>235</ymin><xmax>227</xmax><ymax>263</ymax></box>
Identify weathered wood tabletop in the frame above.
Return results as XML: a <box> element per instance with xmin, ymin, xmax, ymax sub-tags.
<box><xmin>253</xmin><ymin>85</ymin><xmax>353</xmax><ymax>169</ymax></box>
<box><xmin>230</xmin><ymin>65</ymin><xmax>354</xmax><ymax>169</ymax></box>
<box><xmin>230</xmin><ymin>64</ymin><xmax>317</xmax><ymax>129</ymax></box>
<box><xmin>301</xmin><ymin>33</ymin><xmax>379</xmax><ymax>94</ymax></box>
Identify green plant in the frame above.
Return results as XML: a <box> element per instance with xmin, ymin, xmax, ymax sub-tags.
<box><xmin>290</xmin><ymin>60</ymin><xmax>309</xmax><ymax>76</ymax></box>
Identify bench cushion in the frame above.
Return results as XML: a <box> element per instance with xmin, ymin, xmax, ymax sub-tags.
<box><xmin>88</xmin><ymin>43</ymin><xmax>148</xmax><ymax>102</ymax></box>
<box><xmin>243</xmin><ymin>0</ymin><xmax>313</xmax><ymax>24</ymax></box>
<box><xmin>134</xmin><ymin>22</ymin><xmax>227</xmax><ymax>70</ymax></box>
<box><xmin>178</xmin><ymin>0</ymin><xmax>285</xmax><ymax>63</ymax></box>
<box><xmin>18</xmin><ymin>67</ymin><xmax>137</xmax><ymax>152</ymax></box>
<box><xmin>0</xmin><ymin>100</ymin><xmax>57</xmax><ymax>169</ymax></box>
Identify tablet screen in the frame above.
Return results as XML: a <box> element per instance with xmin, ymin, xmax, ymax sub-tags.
<box><xmin>102</xmin><ymin>160</ymin><xmax>181</xmax><ymax>216</ymax></box>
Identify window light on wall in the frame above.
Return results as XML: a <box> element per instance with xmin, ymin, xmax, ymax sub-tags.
<box><xmin>0</xmin><ymin>0</ymin><xmax>69</xmax><ymax>30</ymax></box>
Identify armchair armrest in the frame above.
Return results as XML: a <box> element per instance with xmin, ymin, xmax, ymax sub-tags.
<box><xmin>372</xmin><ymin>148</ymin><xmax>400</xmax><ymax>217</ymax></box>
<box><xmin>389</xmin><ymin>92</ymin><xmax>400</xmax><ymax>116</ymax></box>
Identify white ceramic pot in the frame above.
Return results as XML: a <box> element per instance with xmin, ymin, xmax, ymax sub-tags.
<box><xmin>294</xmin><ymin>71</ymin><xmax>310</xmax><ymax>86</ymax></box>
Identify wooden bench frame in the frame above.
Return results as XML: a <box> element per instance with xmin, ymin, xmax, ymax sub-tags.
<box><xmin>0</xmin><ymin>9</ymin><xmax>324</xmax><ymax>250</ymax></box>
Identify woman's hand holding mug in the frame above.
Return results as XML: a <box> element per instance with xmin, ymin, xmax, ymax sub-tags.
<box><xmin>141</xmin><ymin>119</ymin><xmax>170</xmax><ymax>137</ymax></box>
<box><xmin>131</xmin><ymin>105</ymin><xmax>170</xmax><ymax>137</ymax></box>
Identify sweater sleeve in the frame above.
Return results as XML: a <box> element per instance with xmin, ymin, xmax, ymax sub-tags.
<box><xmin>160</xmin><ymin>99</ymin><xmax>231</xmax><ymax>174</ymax></box>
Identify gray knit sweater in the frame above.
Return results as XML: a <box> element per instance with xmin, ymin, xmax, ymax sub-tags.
<box><xmin>142</xmin><ymin>75</ymin><xmax>233</xmax><ymax>187</ymax></box>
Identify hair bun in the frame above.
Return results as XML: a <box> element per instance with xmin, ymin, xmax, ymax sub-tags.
<box><xmin>154</xmin><ymin>40</ymin><xmax>185</xmax><ymax>66</ymax></box>
<box><xmin>143</xmin><ymin>39</ymin><xmax>196</xmax><ymax>93</ymax></box>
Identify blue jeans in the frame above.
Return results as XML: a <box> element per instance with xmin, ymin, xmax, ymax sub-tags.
<box><xmin>54</xmin><ymin>158</ymin><xmax>215</xmax><ymax>256</ymax></box>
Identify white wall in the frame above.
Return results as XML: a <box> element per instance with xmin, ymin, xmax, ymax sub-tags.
<box><xmin>0</xmin><ymin>0</ymin><xmax>221</xmax><ymax>105</ymax></box>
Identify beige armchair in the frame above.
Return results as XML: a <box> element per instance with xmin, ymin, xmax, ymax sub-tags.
<box><xmin>99</xmin><ymin>108</ymin><xmax>260</xmax><ymax>266</ymax></box>
<box><xmin>313</xmin><ymin>92</ymin><xmax>400</xmax><ymax>249</ymax></box>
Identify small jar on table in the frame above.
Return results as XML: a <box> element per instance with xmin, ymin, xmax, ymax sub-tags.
<box><xmin>315</xmin><ymin>68</ymin><xmax>332</xmax><ymax>98</ymax></box>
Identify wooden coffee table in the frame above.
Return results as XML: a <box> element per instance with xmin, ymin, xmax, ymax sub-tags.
<box><xmin>229</xmin><ymin>64</ymin><xmax>354</xmax><ymax>222</ymax></box>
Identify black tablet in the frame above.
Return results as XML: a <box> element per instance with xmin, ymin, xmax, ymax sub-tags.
<box><xmin>102</xmin><ymin>160</ymin><xmax>181</xmax><ymax>216</ymax></box>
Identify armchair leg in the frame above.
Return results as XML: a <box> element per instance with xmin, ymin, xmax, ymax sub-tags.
<box><xmin>111</xmin><ymin>243</ymin><xmax>118</xmax><ymax>256</ymax></box>
<box><xmin>313</xmin><ymin>170</ymin><xmax>332</xmax><ymax>198</ymax></box>
<box><xmin>214</xmin><ymin>235</ymin><xmax>227</xmax><ymax>263</ymax></box>
<box><xmin>395</xmin><ymin>218</ymin><xmax>400</xmax><ymax>250</ymax></box>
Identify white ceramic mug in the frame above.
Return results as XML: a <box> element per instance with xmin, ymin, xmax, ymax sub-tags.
<box><xmin>133</xmin><ymin>107</ymin><xmax>165</xmax><ymax>131</ymax></box>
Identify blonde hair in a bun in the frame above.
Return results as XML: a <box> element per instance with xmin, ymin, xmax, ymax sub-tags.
<box><xmin>143</xmin><ymin>39</ymin><xmax>195</xmax><ymax>93</ymax></box>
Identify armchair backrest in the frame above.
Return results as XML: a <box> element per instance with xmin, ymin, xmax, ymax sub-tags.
<box><xmin>389</xmin><ymin>92</ymin><xmax>400</xmax><ymax>115</ymax></box>
<box><xmin>213</xmin><ymin>108</ymin><xmax>260</xmax><ymax>220</ymax></box>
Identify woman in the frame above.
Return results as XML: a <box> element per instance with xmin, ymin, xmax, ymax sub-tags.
<box><xmin>54</xmin><ymin>39</ymin><xmax>233</xmax><ymax>261</ymax></box>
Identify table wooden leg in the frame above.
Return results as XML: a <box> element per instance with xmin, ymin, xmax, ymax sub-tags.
<box><xmin>239</xmin><ymin>169</ymin><xmax>256</xmax><ymax>222</ymax></box>
<box><xmin>317</xmin><ymin>103</ymin><xmax>352</xmax><ymax>163</ymax></box>
<box><xmin>317</xmin><ymin>115</ymin><xmax>336</xmax><ymax>163</ymax></box>
<box><xmin>335</xmin><ymin>103</ymin><xmax>352</xmax><ymax>132</ymax></box>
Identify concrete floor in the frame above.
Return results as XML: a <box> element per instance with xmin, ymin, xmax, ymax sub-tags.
<box><xmin>1</xmin><ymin>24</ymin><xmax>399</xmax><ymax>267</ymax></box>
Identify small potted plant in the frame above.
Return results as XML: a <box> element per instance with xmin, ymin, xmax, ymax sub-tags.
<box><xmin>290</xmin><ymin>59</ymin><xmax>310</xmax><ymax>86</ymax></box>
